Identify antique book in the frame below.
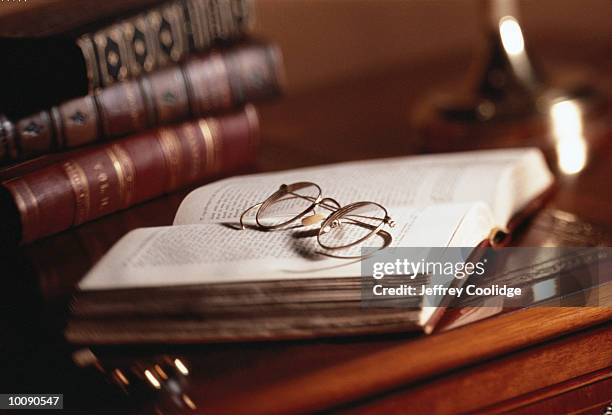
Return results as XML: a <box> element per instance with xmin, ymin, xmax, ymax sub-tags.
<box><xmin>0</xmin><ymin>106</ymin><xmax>259</xmax><ymax>245</ymax></box>
<box><xmin>0</xmin><ymin>0</ymin><xmax>253</xmax><ymax>118</ymax></box>
<box><xmin>0</xmin><ymin>43</ymin><xmax>282</xmax><ymax>166</ymax></box>
<box><xmin>65</xmin><ymin>148</ymin><xmax>555</xmax><ymax>344</ymax></box>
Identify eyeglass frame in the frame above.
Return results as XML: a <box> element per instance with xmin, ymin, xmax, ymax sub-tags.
<box><xmin>239</xmin><ymin>182</ymin><xmax>396</xmax><ymax>256</ymax></box>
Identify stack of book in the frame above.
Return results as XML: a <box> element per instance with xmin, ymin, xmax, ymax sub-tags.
<box><xmin>65</xmin><ymin>148</ymin><xmax>556</xmax><ymax>342</ymax></box>
<box><xmin>0</xmin><ymin>0</ymin><xmax>284</xmax><ymax>246</ymax></box>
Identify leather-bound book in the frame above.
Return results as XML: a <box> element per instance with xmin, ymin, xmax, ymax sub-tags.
<box><xmin>0</xmin><ymin>42</ymin><xmax>282</xmax><ymax>166</ymax></box>
<box><xmin>0</xmin><ymin>0</ymin><xmax>252</xmax><ymax>118</ymax></box>
<box><xmin>64</xmin><ymin>148</ymin><xmax>557</xmax><ymax>343</ymax></box>
<box><xmin>0</xmin><ymin>106</ymin><xmax>259</xmax><ymax>245</ymax></box>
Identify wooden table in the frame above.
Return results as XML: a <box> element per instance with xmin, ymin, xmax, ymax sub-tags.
<box><xmin>2</xmin><ymin>44</ymin><xmax>611</xmax><ymax>415</ymax></box>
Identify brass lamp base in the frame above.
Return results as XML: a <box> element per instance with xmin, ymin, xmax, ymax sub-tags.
<box><xmin>412</xmin><ymin>9</ymin><xmax>607</xmax><ymax>153</ymax></box>
<box><xmin>423</xmin><ymin>79</ymin><xmax>602</xmax><ymax>124</ymax></box>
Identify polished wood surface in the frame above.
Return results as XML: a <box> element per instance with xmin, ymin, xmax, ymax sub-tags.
<box><xmin>2</xmin><ymin>40</ymin><xmax>612</xmax><ymax>415</ymax></box>
<box><xmin>342</xmin><ymin>328</ymin><xmax>612</xmax><ymax>415</ymax></box>
<box><xmin>197</xmin><ymin>309</ymin><xmax>612</xmax><ymax>415</ymax></box>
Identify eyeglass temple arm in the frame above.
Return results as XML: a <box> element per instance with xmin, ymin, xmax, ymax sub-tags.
<box><xmin>342</xmin><ymin>213</ymin><xmax>396</xmax><ymax>226</ymax></box>
<box><xmin>285</xmin><ymin>192</ymin><xmax>340</xmax><ymax>212</ymax></box>
<box><xmin>318</xmin><ymin>197</ymin><xmax>342</xmax><ymax>211</ymax></box>
<box><xmin>319</xmin><ymin>215</ymin><xmax>394</xmax><ymax>238</ymax></box>
<box><xmin>239</xmin><ymin>202</ymin><xmax>264</xmax><ymax>230</ymax></box>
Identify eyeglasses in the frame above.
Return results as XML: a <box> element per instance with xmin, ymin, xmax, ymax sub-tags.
<box><xmin>239</xmin><ymin>182</ymin><xmax>395</xmax><ymax>258</ymax></box>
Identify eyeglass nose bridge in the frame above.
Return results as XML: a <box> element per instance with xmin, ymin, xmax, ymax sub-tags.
<box><xmin>238</xmin><ymin>182</ymin><xmax>395</xmax><ymax>259</ymax></box>
<box><xmin>301</xmin><ymin>213</ymin><xmax>326</xmax><ymax>226</ymax></box>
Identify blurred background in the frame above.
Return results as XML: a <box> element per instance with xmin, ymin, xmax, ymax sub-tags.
<box><xmin>0</xmin><ymin>3</ymin><xmax>610</xmax><ymax>414</ymax></box>
<box><xmin>253</xmin><ymin>0</ymin><xmax>611</xmax><ymax>95</ymax></box>
<box><xmin>0</xmin><ymin>0</ymin><xmax>609</xmax><ymax>96</ymax></box>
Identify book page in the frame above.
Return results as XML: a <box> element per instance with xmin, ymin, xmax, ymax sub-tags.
<box><xmin>491</xmin><ymin>148</ymin><xmax>554</xmax><ymax>227</ymax></box>
<box><xmin>174</xmin><ymin>148</ymin><xmax>552</xmax><ymax>228</ymax></box>
<box><xmin>80</xmin><ymin>203</ymin><xmax>492</xmax><ymax>290</ymax></box>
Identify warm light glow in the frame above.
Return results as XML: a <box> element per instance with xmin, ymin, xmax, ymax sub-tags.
<box><xmin>551</xmin><ymin>100</ymin><xmax>582</xmax><ymax>136</ymax></box>
<box><xmin>114</xmin><ymin>369</ymin><xmax>130</xmax><ymax>385</ymax></box>
<box><xmin>154</xmin><ymin>364</ymin><xmax>169</xmax><ymax>380</ymax></box>
<box><xmin>550</xmin><ymin>99</ymin><xmax>587</xmax><ymax>175</ymax></box>
<box><xmin>499</xmin><ymin>16</ymin><xmax>525</xmax><ymax>56</ymax></box>
<box><xmin>72</xmin><ymin>348</ymin><xmax>99</xmax><ymax>369</ymax></box>
<box><xmin>182</xmin><ymin>394</ymin><xmax>197</xmax><ymax>410</ymax></box>
<box><xmin>174</xmin><ymin>358</ymin><xmax>189</xmax><ymax>376</ymax></box>
<box><xmin>497</xmin><ymin>15</ymin><xmax>536</xmax><ymax>86</ymax></box>
<box><xmin>556</xmin><ymin>140</ymin><xmax>587</xmax><ymax>175</ymax></box>
<box><xmin>144</xmin><ymin>369</ymin><xmax>162</xmax><ymax>389</ymax></box>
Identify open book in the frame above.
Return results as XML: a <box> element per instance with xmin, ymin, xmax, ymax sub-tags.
<box><xmin>66</xmin><ymin>148</ymin><xmax>554</xmax><ymax>343</ymax></box>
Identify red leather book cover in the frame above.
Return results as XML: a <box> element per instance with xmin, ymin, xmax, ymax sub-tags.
<box><xmin>2</xmin><ymin>106</ymin><xmax>259</xmax><ymax>244</ymax></box>
<box><xmin>0</xmin><ymin>42</ymin><xmax>282</xmax><ymax>165</ymax></box>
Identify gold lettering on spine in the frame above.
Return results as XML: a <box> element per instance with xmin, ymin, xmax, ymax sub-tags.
<box><xmin>141</xmin><ymin>15</ymin><xmax>158</xmax><ymax>72</ymax></box>
<box><xmin>93</xmin><ymin>162</ymin><xmax>111</xmax><ymax>210</ymax></box>
<box><xmin>124</xmin><ymin>83</ymin><xmax>143</xmax><ymax>129</ymax></box>
<box><xmin>157</xmin><ymin>128</ymin><xmax>183</xmax><ymax>191</ymax></box>
<box><xmin>112</xmin><ymin>27</ymin><xmax>130</xmax><ymax>81</ymax></box>
<box><xmin>186</xmin><ymin>0</ymin><xmax>208</xmax><ymax>49</ymax></box>
<box><xmin>106</xmin><ymin>144</ymin><xmax>136</xmax><ymax>208</ymax></box>
<box><xmin>181</xmin><ymin>124</ymin><xmax>202</xmax><ymax>179</ymax></box>
<box><xmin>121</xmin><ymin>22</ymin><xmax>140</xmax><ymax>77</ymax></box>
<box><xmin>149</xmin><ymin>11</ymin><xmax>166</xmax><ymax>66</ymax></box>
<box><xmin>198</xmin><ymin>119</ymin><xmax>216</xmax><ymax>174</ymax></box>
<box><xmin>94</xmin><ymin>34</ymin><xmax>112</xmax><ymax>87</ymax></box>
<box><xmin>77</xmin><ymin>36</ymin><xmax>100</xmax><ymax>91</ymax></box>
<box><xmin>63</xmin><ymin>161</ymin><xmax>91</xmax><ymax>225</ymax></box>
<box><xmin>114</xmin><ymin>144</ymin><xmax>136</xmax><ymax>206</ymax></box>
<box><xmin>163</xmin><ymin>3</ymin><xmax>187</xmax><ymax>61</ymax></box>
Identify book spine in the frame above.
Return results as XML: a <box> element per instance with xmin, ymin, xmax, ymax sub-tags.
<box><xmin>78</xmin><ymin>0</ymin><xmax>253</xmax><ymax>90</ymax></box>
<box><xmin>0</xmin><ymin>0</ymin><xmax>252</xmax><ymax>119</ymax></box>
<box><xmin>0</xmin><ymin>43</ymin><xmax>282</xmax><ymax>166</ymax></box>
<box><xmin>2</xmin><ymin>106</ymin><xmax>259</xmax><ymax>244</ymax></box>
